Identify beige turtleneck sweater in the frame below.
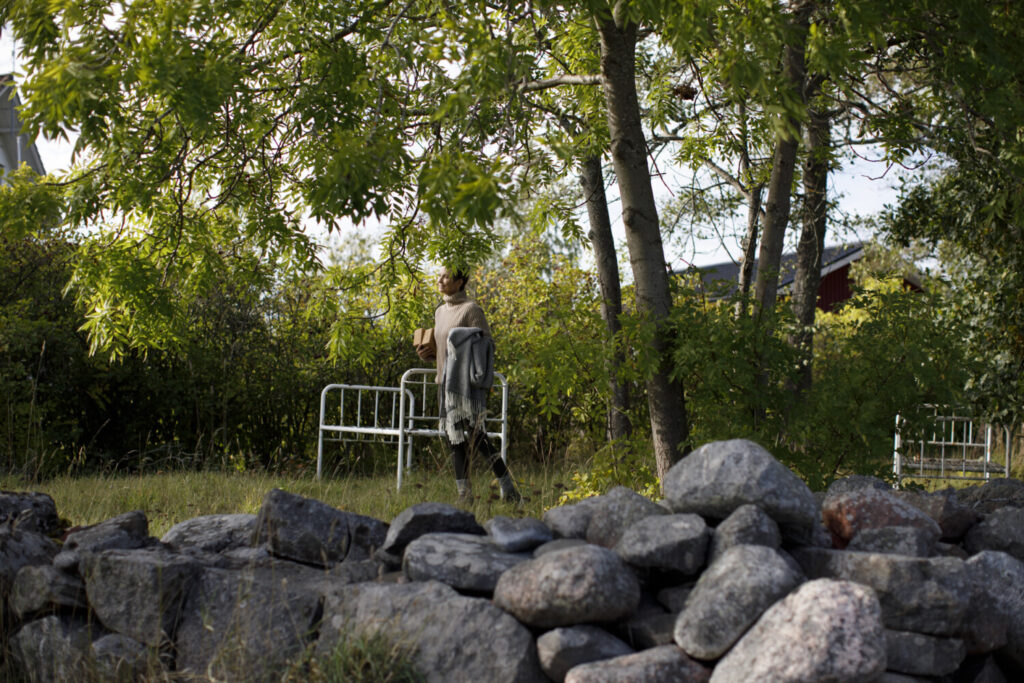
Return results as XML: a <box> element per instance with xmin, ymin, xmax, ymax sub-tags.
<box><xmin>432</xmin><ymin>291</ymin><xmax>490</xmax><ymax>382</ymax></box>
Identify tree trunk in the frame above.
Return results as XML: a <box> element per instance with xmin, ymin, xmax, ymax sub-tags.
<box><xmin>790</xmin><ymin>95</ymin><xmax>829</xmax><ymax>392</ymax></box>
<box><xmin>736</xmin><ymin>182</ymin><xmax>763</xmax><ymax>317</ymax></box>
<box><xmin>580</xmin><ymin>154</ymin><xmax>631</xmax><ymax>442</ymax></box>
<box><xmin>597</xmin><ymin>7</ymin><xmax>690</xmax><ymax>481</ymax></box>
<box><xmin>753</xmin><ymin>3</ymin><xmax>811</xmax><ymax>318</ymax></box>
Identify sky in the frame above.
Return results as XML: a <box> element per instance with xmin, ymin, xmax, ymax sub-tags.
<box><xmin>2</xmin><ymin>32</ymin><xmax>901</xmax><ymax>271</ymax></box>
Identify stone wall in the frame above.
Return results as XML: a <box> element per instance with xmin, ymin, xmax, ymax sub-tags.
<box><xmin>3</xmin><ymin>438</ymin><xmax>1024</xmax><ymax>682</ymax></box>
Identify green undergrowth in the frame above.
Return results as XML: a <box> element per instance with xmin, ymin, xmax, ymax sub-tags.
<box><xmin>285</xmin><ymin>633</ymin><xmax>425</xmax><ymax>683</ymax></box>
<box><xmin>1</xmin><ymin>461</ymin><xmax>576</xmax><ymax>538</ymax></box>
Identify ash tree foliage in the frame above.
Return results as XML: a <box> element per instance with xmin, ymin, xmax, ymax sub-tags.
<box><xmin>1</xmin><ymin>0</ymin><xmax>1021</xmax><ymax>487</ymax></box>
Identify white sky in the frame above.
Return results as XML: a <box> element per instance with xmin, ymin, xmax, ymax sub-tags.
<box><xmin>3</xmin><ymin>31</ymin><xmax>900</xmax><ymax>271</ymax></box>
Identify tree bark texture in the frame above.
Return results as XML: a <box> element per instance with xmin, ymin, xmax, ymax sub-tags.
<box><xmin>597</xmin><ymin>10</ymin><xmax>690</xmax><ymax>481</ymax></box>
<box><xmin>753</xmin><ymin>3</ymin><xmax>812</xmax><ymax>318</ymax></box>
<box><xmin>580</xmin><ymin>154</ymin><xmax>631</xmax><ymax>442</ymax></box>
<box><xmin>736</xmin><ymin>183</ymin><xmax>763</xmax><ymax>317</ymax></box>
<box><xmin>790</xmin><ymin>100</ymin><xmax>830</xmax><ymax>392</ymax></box>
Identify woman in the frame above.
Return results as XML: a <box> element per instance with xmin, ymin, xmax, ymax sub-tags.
<box><xmin>417</xmin><ymin>268</ymin><xmax>520</xmax><ymax>503</ymax></box>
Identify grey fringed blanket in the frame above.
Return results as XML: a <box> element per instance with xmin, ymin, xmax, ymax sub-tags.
<box><xmin>440</xmin><ymin>327</ymin><xmax>494</xmax><ymax>444</ymax></box>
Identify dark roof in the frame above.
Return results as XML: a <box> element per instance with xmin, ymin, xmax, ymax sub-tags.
<box><xmin>678</xmin><ymin>242</ymin><xmax>866</xmax><ymax>298</ymax></box>
<box><xmin>1</xmin><ymin>74</ymin><xmax>47</xmax><ymax>178</ymax></box>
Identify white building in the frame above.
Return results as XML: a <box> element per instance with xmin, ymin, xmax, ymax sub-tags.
<box><xmin>1</xmin><ymin>74</ymin><xmax>46</xmax><ymax>183</ymax></box>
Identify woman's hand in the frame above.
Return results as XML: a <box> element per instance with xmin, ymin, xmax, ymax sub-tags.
<box><xmin>416</xmin><ymin>344</ymin><xmax>436</xmax><ymax>361</ymax></box>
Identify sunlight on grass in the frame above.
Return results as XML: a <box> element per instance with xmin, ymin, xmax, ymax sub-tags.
<box><xmin>1</xmin><ymin>462</ymin><xmax>576</xmax><ymax>537</ymax></box>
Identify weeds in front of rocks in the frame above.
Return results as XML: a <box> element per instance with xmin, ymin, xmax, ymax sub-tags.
<box><xmin>284</xmin><ymin>631</ymin><xmax>425</xmax><ymax>683</ymax></box>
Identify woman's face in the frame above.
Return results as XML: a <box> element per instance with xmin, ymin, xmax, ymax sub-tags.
<box><xmin>438</xmin><ymin>270</ymin><xmax>464</xmax><ymax>295</ymax></box>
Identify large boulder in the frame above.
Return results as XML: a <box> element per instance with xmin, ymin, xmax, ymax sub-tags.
<box><xmin>251</xmin><ymin>488</ymin><xmax>387</xmax><ymax>566</ymax></box>
<box><xmin>0</xmin><ymin>491</ymin><xmax>60</xmax><ymax>536</ymax></box>
<box><xmin>11</xmin><ymin>564</ymin><xmax>87</xmax><ymax>619</ymax></box>
<box><xmin>54</xmin><ymin>510</ymin><xmax>150</xmax><ymax>573</ymax></box>
<box><xmin>965</xmin><ymin>550</ymin><xmax>1024</xmax><ymax>672</ymax></box>
<box><xmin>564</xmin><ymin>645</ymin><xmax>710</xmax><ymax>683</ymax></box>
<box><xmin>662</xmin><ymin>439</ymin><xmax>818</xmax><ymax>537</ymax></box>
<box><xmin>710</xmin><ymin>579</ymin><xmax>886</xmax><ymax>683</ymax></box>
<box><xmin>10</xmin><ymin>614</ymin><xmax>99</xmax><ymax>683</ymax></box>
<box><xmin>956</xmin><ymin>478</ymin><xmax>1024</xmax><ymax>515</ymax></box>
<box><xmin>793</xmin><ymin>547</ymin><xmax>970</xmax><ymax>635</ymax></box>
<box><xmin>317</xmin><ymin>580</ymin><xmax>544</xmax><ymax>683</ymax></box>
<box><xmin>822</xmin><ymin>487</ymin><xmax>941</xmax><ymax>549</ymax></box>
<box><xmin>536</xmin><ymin>625</ymin><xmax>634</xmax><ymax>683</ymax></box>
<box><xmin>160</xmin><ymin>514</ymin><xmax>256</xmax><ymax>554</ymax></box>
<box><xmin>81</xmin><ymin>547</ymin><xmax>200</xmax><ymax>646</ymax></box>
<box><xmin>90</xmin><ymin>633</ymin><xmax>155</xmax><ymax>682</ymax></box>
<box><xmin>1</xmin><ymin>525</ymin><xmax>58</xmax><ymax>609</ymax></box>
<box><xmin>673</xmin><ymin>544</ymin><xmax>803</xmax><ymax>660</ymax></box>
<box><xmin>493</xmin><ymin>544</ymin><xmax>640</xmax><ymax>628</ymax></box>
<box><xmin>486</xmin><ymin>515</ymin><xmax>553</xmax><ymax>552</ymax></box>
<box><xmin>613</xmin><ymin>513</ymin><xmax>709</xmax><ymax>574</ymax></box>
<box><xmin>378</xmin><ymin>502</ymin><xmax>483</xmax><ymax>562</ymax></box>
<box><xmin>893</xmin><ymin>489</ymin><xmax>978</xmax><ymax>541</ymax></box>
<box><xmin>965</xmin><ymin>507</ymin><xmax>1024</xmax><ymax>563</ymax></box>
<box><xmin>884</xmin><ymin>629</ymin><xmax>965</xmax><ymax>677</ymax></box>
<box><xmin>543</xmin><ymin>497</ymin><xmax>601</xmax><ymax>539</ymax></box>
<box><xmin>847</xmin><ymin>526</ymin><xmax>936</xmax><ymax>557</ymax></box>
<box><xmin>585</xmin><ymin>486</ymin><xmax>667</xmax><ymax>548</ymax></box>
<box><xmin>175</xmin><ymin>563</ymin><xmax>326</xmax><ymax>681</ymax></box>
<box><xmin>825</xmin><ymin>475</ymin><xmax>891</xmax><ymax>497</ymax></box>
<box><xmin>707</xmin><ymin>504</ymin><xmax>781</xmax><ymax>564</ymax></box>
<box><xmin>402</xmin><ymin>532</ymin><xmax>530</xmax><ymax>593</ymax></box>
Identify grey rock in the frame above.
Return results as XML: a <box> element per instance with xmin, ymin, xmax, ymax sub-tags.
<box><xmin>885</xmin><ymin>629</ymin><xmax>965</xmax><ymax>676</ymax></box>
<box><xmin>11</xmin><ymin>614</ymin><xmax>98</xmax><ymax>683</ymax></box>
<box><xmin>252</xmin><ymin>488</ymin><xmax>387</xmax><ymax>566</ymax></box>
<box><xmin>970</xmin><ymin>655</ymin><xmax>1010</xmax><ymax>683</ymax></box>
<box><xmin>543</xmin><ymin>497</ymin><xmax>601</xmax><ymax>539</ymax></box>
<box><xmin>533</xmin><ymin>538</ymin><xmax>588</xmax><ymax>557</ymax></box>
<box><xmin>175</xmin><ymin>563</ymin><xmax>326</xmax><ymax>681</ymax></box>
<box><xmin>486</xmin><ymin>515</ymin><xmax>553</xmax><ymax>552</ymax></box>
<box><xmin>11</xmin><ymin>564</ymin><xmax>87</xmax><ymax>619</ymax></box>
<box><xmin>564</xmin><ymin>645</ymin><xmax>710</xmax><ymax>683</ymax></box>
<box><xmin>956</xmin><ymin>478</ymin><xmax>1024</xmax><ymax>515</ymax></box>
<box><xmin>711</xmin><ymin>579</ymin><xmax>886</xmax><ymax>683</ymax></box>
<box><xmin>894</xmin><ymin>489</ymin><xmax>979</xmax><ymax>540</ymax></box>
<box><xmin>402</xmin><ymin>532</ymin><xmax>530</xmax><ymax>593</ymax></box>
<box><xmin>613</xmin><ymin>513</ymin><xmax>709</xmax><ymax>574</ymax></box>
<box><xmin>822</xmin><ymin>487</ymin><xmax>942</xmax><ymax>548</ymax></box>
<box><xmin>536</xmin><ymin>626</ymin><xmax>634</xmax><ymax>683</ymax></box>
<box><xmin>317</xmin><ymin>580</ymin><xmax>544</xmax><ymax>683</ymax></box>
<box><xmin>826</xmin><ymin>475</ymin><xmax>892</xmax><ymax>497</ymax></box>
<box><xmin>493</xmin><ymin>544</ymin><xmax>641</xmax><ymax>628</ymax></box>
<box><xmin>0</xmin><ymin>525</ymin><xmax>58</xmax><ymax>604</ymax></box>
<box><xmin>327</xmin><ymin>557</ymin><xmax>387</xmax><ymax>584</ymax></box>
<box><xmin>936</xmin><ymin>542</ymin><xmax>970</xmax><ymax>559</ymax></box>
<box><xmin>90</xmin><ymin>634</ymin><xmax>154</xmax><ymax>682</ymax></box>
<box><xmin>81</xmin><ymin>547</ymin><xmax>200</xmax><ymax>646</ymax></box>
<box><xmin>663</xmin><ymin>439</ymin><xmax>818</xmax><ymax>536</ymax></box>
<box><xmin>0</xmin><ymin>491</ymin><xmax>60</xmax><ymax>536</ymax></box>
<box><xmin>876</xmin><ymin>674</ymin><xmax>930</xmax><ymax>683</ymax></box>
<box><xmin>847</xmin><ymin>526</ymin><xmax>936</xmax><ymax>557</ymax></box>
<box><xmin>708</xmin><ymin>504</ymin><xmax>781</xmax><ymax>564</ymax></box>
<box><xmin>586</xmin><ymin>486</ymin><xmax>667</xmax><ymax>548</ymax></box>
<box><xmin>617</xmin><ymin>611</ymin><xmax>678</xmax><ymax>649</ymax></box>
<box><xmin>54</xmin><ymin>510</ymin><xmax>150</xmax><ymax>573</ymax></box>
<box><xmin>657</xmin><ymin>584</ymin><xmax>693</xmax><ymax>612</ymax></box>
<box><xmin>965</xmin><ymin>550</ymin><xmax>1024</xmax><ymax>670</ymax></box>
<box><xmin>793</xmin><ymin>547</ymin><xmax>970</xmax><ymax>635</ymax></box>
<box><xmin>379</xmin><ymin>502</ymin><xmax>483</xmax><ymax>559</ymax></box>
<box><xmin>160</xmin><ymin>514</ymin><xmax>256</xmax><ymax>553</ymax></box>
<box><xmin>965</xmin><ymin>507</ymin><xmax>1024</xmax><ymax>562</ymax></box>
<box><xmin>674</xmin><ymin>544</ymin><xmax>803</xmax><ymax>660</ymax></box>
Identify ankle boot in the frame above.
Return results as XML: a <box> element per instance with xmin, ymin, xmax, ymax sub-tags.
<box><xmin>456</xmin><ymin>478</ymin><xmax>473</xmax><ymax>503</ymax></box>
<box><xmin>498</xmin><ymin>473</ymin><xmax>521</xmax><ymax>503</ymax></box>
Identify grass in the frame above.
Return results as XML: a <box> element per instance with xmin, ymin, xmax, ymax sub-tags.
<box><xmin>0</xmin><ymin>459</ymin><xmax>576</xmax><ymax>538</ymax></box>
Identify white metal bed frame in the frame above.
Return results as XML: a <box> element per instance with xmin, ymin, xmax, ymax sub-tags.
<box><xmin>893</xmin><ymin>405</ymin><xmax>1012</xmax><ymax>486</ymax></box>
<box><xmin>317</xmin><ymin>368</ymin><xmax>509</xmax><ymax>490</ymax></box>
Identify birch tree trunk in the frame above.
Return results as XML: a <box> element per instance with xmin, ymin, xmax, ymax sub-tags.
<box><xmin>597</xmin><ymin>6</ymin><xmax>690</xmax><ymax>481</ymax></box>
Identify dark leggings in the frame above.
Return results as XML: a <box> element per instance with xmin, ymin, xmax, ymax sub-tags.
<box><xmin>447</xmin><ymin>427</ymin><xmax>508</xmax><ymax>480</ymax></box>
